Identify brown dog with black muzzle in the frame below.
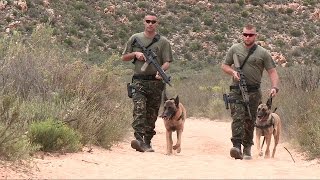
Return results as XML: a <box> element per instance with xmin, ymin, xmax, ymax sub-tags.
<box><xmin>255</xmin><ymin>97</ymin><xmax>281</xmax><ymax>158</ymax></box>
<box><xmin>160</xmin><ymin>96</ymin><xmax>186</xmax><ymax>155</ymax></box>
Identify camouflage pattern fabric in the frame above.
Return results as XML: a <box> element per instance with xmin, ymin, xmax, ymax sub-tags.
<box><xmin>229</xmin><ymin>89</ymin><xmax>262</xmax><ymax>147</ymax></box>
<box><xmin>132</xmin><ymin>79</ymin><xmax>165</xmax><ymax>141</ymax></box>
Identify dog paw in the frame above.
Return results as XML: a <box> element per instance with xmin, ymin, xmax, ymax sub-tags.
<box><xmin>259</xmin><ymin>152</ymin><xmax>263</xmax><ymax>157</ymax></box>
<box><xmin>176</xmin><ymin>147</ymin><xmax>181</xmax><ymax>153</ymax></box>
<box><xmin>173</xmin><ymin>144</ymin><xmax>180</xmax><ymax>150</ymax></box>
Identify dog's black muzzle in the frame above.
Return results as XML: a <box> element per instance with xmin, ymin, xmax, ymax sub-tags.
<box><xmin>161</xmin><ymin>108</ymin><xmax>176</xmax><ymax>120</ymax></box>
<box><xmin>257</xmin><ymin>109</ymin><xmax>268</xmax><ymax>120</ymax></box>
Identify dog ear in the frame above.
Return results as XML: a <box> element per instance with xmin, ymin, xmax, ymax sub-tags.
<box><xmin>174</xmin><ymin>96</ymin><xmax>179</xmax><ymax>107</ymax></box>
<box><xmin>266</xmin><ymin>97</ymin><xmax>272</xmax><ymax>109</ymax></box>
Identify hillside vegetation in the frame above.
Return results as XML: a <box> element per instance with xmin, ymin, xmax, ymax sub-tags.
<box><xmin>0</xmin><ymin>0</ymin><xmax>319</xmax><ymax>161</ymax></box>
<box><xmin>1</xmin><ymin>0</ymin><xmax>319</xmax><ymax>65</ymax></box>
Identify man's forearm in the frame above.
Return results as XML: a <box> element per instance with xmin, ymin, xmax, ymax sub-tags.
<box><xmin>268</xmin><ymin>68</ymin><xmax>279</xmax><ymax>88</ymax></box>
<box><xmin>161</xmin><ymin>62</ymin><xmax>170</xmax><ymax>71</ymax></box>
<box><xmin>122</xmin><ymin>52</ymin><xmax>136</xmax><ymax>61</ymax></box>
<box><xmin>221</xmin><ymin>64</ymin><xmax>235</xmax><ymax>76</ymax></box>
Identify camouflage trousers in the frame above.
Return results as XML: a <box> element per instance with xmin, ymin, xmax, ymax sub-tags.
<box><xmin>229</xmin><ymin>89</ymin><xmax>262</xmax><ymax>147</ymax></box>
<box><xmin>131</xmin><ymin>79</ymin><xmax>164</xmax><ymax>142</ymax></box>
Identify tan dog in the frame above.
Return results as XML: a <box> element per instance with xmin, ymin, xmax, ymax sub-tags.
<box><xmin>255</xmin><ymin>98</ymin><xmax>281</xmax><ymax>158</ymax></box>
<box><xmin>160</xmin><ymin>96</ymin><xmax>186</xmax><ymax>155</ymax></box>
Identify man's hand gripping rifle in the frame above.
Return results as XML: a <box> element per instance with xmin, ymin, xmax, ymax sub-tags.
<box><xmin>132</xmin><ymin>37</ymin><xmax>172</xmax><ymax>86</ymax></box>
<box><xmin>233</xmin><ymin>54</ymin><xmax>252</xmax><ymax>120</ymax></box>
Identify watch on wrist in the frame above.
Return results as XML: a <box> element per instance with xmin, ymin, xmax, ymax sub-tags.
<box><xmin>273</xmin><ymin>87</ymin><xmax>279</xmax><ymax>93</ymax></box>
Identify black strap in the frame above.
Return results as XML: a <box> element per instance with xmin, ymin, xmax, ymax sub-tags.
<box><xmin>240</xmin><ymin>44</ymin><xmax>258</xmax><ymax>69</ymax></box>
<box><xmin>146</xmin><ymin>34</ymin><xmax>160</xmax><ymax>48</ymax></box>
<box><xmin>133</xmin><ymin>74</ymin><xmax>157</xmax><ymax>80</ymax></box>
<box><xmin>132</xmin><ymin>34</ymin><xmax>160</xmax><ymax>64</ymax></box>
<box><xmin>230</xmin><ymin>84</ymin><xmax>260</xmax><ymax>92</ymax></box>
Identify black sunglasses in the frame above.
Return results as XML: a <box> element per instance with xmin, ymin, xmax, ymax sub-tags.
<box><xmin>145</xmin><ymin>20</ymin><xmax>157</xmax><ymax>24</ymax></box>
<box><xmin>242</xmin><ymin>33</ymin><xmax>256</xmax><ymax>37</ymax></box>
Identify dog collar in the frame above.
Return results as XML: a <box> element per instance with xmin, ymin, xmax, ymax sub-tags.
<box><xmin>255</xmin><ymin>116</ymin><xmax>275</xmax><ymax>129</ymax></box>
<box><xmin>177</xmin><ymin>111</ymin><xmax>184</xmax><ymax>121</ymax></box>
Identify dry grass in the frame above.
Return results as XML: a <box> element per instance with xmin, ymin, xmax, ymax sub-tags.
<box><xmin>0</xmin><ymin>25</ymin><xmax>132</xmax><ymax>160</ymax></box>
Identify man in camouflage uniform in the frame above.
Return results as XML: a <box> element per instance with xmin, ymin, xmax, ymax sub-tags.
<box><xmin>221</xmin><ymin>24</ymin><xmax>279</xmax><ymax>160</ymax></box>
<box><xmin>122</xmin><ymin>12</ymin><xmax>173</xmax><ymax>152</ymax></box>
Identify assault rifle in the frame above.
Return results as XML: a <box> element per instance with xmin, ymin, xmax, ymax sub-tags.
<box><xmin>132</xmin><ymin>37</ymin><xmax>172</xmax><ymax>86</ymax></box>
<box><xmin>233</xmin><ymin>54</ymin><xmax>252</xmax><ymax>120</ymax></box>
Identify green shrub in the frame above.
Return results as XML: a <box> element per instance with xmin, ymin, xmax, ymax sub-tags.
<box><xmin>212</xmin><ymin>34</ymin><xmax>225</xmax><ymax>43</ymax></box>
<box><xmin>0</xmin><ymin>95</ymin><xmax>36</xmax><ymax>160</ymax></box>
<box><xmin>29</xmin><ymin>119</ymin><xmax>82</xmax><ymax>152</ymax></box>
<box><xmin>238</xmin><ymin>0</ymin><xmax>245</xmax><ymax>6</ymax></box>
<box><xmin>137</xmin><ymin>1</ymin><xmax>149</xmax><ymax>8</ymax></box>
<box><xmin>290</xmin><ymin>29</ymin><xmax>303</xmax><ymax>37</ymax></box>
<box><xmin>241</xmin><ymin>11</ymin><xmax>249</xmax><ymax>18</ymax></box>
<box><xmin>0</xmin><ymin>128</ymin><xmax>37</xmax><ymax>161</ymax></box>
<box><xmin>303</xmin><ymin>0</ymin><xmax>316</xmax><ymax>6</ymax></box>
<box><xmin>203</xmin><ymin>14</ymin><xmax>213</xmax><ymax>26</ymax></box>
<box><xmin>313</xmin><ymin>47</ymin><xmax>320</xmax><ymax>57</ymax></box>
<box><xmin>291</xmin><ymin>47</ymin><xmax>302</xmax><ymax>57</ymax></box>
<box><xmin>296</xmin><ymin>111</ymin><xmax>320</xmax><ymax>158</ymax></box>
<box><xmin>6</xmin><ymin>16</ymin><xmax>12</xmax><ymax>23</ymax></box>
<box><xmin>181</xmin><ymin>15</ymin><xmax>193</xmax><ymax>24</ymax></box>
<box><xmin>274</xmin><ymin>39</ymin><xmax>286</xmax><ymax>48</ymax></box>
<box><xmin>286</xmin><ymin>8</ymin><xmax>294</xmax><ymax>14</ymax></box>
<box><xmin>74</xmin><ymin>17</ymin><xmax>90</xmax><ymax>29</ymax></box>
<box><xmin>64</xmin><ymin>38</ymin><xmax>73</xmax><ymax>46</ymax></box>
<box><xmin>74</xmin><ymin>1</ymin><xmax>87</xmax><ymax>10</ymax></box>
<box><xmin>189</xmin><ymin>41</ymin><xmax>201</xmax><ymax>52</ymax></box>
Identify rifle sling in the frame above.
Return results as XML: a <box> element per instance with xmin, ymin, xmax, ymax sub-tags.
<box><xmin>240</xmin><ymin>44</ymin><xmax>257</xmax><ymax>69</ymax></box>
<box><xmin>132</xmin><ymin>34</ymin><xmax>160</xmax><ymax>64</ymax></box>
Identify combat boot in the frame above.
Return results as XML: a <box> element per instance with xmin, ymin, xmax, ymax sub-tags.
<box><xmin>230</xmin><ymin>144</ymin><xmax>243</xmax><ymax>160</ymax></box>
<box><xmin>144</xmin><ymin>143</ymin><xmax>154</xmax><ymax>152</ymax></box>
<box><xmin>131</xmin><ymin>133</ymin><xmax>147</xmax><ymax>152</ymax></box>
<box><xmin>131</xmin><ymin>139</ymin><xmax>147</xmax><ymax>152</ymax></box>
<box><xmin>243</xmin><ymin>146</ymin><xmax>252</xmax><ymax>160</ymax></box>
<box><xmin>144</xmin><ymin>137</ymin><xmax>155</xmax><ymax>152</ymax></box>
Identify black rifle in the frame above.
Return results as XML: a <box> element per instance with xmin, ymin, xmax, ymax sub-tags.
<box><xmin>132</xmin><ymin>37</ymin><xmax>172</xmax><ymax>86</ymax></box>
<box><xmin>233</xmin><ymin>54</ymin><xmax>252</xmax><ymax>120</ymax></box>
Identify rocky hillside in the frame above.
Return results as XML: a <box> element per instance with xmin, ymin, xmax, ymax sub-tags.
<box><xmin>0</xmin><ymin>0</ymin><xmax>319</xmax><ymax>66</ymax></box>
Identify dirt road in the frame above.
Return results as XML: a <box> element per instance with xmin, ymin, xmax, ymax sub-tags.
<box><xmin>1</xmin><ymin>117</ymin><xmax>319</xmax><ymax>179</ymax></box>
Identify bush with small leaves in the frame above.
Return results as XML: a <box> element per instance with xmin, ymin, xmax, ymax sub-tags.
<box><xmin>29</xmin><ymin>119</ymin><xmax>82</xmax><ymax>152</ymax></box>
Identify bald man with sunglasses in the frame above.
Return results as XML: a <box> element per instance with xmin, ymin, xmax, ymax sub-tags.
<box><xmin>221</xmin><ymin>24</ymin><xmax>279</xmax><ymax>160</ymax></box>
<box><xmin>122</xmin><ymin>12</ymin><xmax>173</xmax><ymax>153</ymax></box>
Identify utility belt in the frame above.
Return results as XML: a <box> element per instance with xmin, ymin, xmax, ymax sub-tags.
<box><xmin>229</xmin><ymin>84</ymin><xmax>260</xmax><ymax>92</ymax></box>
<box><xmin>133</xmin><ymin>74</ymin><xmax>158</xmax><ymax>81</ymax></box>
<box><xmin>227</xmin><ymin>98</ymin><xmax>244</xmax><ymax>104</ymax></box>
<box><xmin>127</xmin><ymin>74</ymin><xmax>160</xmax><ymax>98</ymax></box>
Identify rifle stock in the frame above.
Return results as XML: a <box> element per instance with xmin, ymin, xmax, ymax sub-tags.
<box><xmin>233</xmin><ymin>54</ymin><xmax>252</xmax><ymax>120</ymax></box>
<box><xmin>133</xmin><ymin>37</ymin><xmax>172</xmax><ymax>86</ymax></box>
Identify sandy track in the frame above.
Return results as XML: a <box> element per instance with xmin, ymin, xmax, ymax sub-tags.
<box><xmin>1</xmin><ymin>117</ymin><xmax>319</xmax><ymax>179</ymax></box>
